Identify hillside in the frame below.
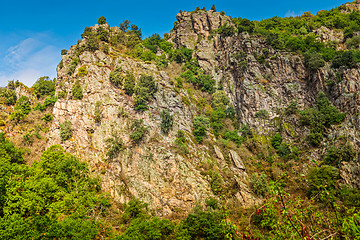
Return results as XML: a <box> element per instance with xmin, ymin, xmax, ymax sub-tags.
<box><xmin>1</xmin><ymin>1</ymin><xmax>360</xmax><ymax>239</ymax></box>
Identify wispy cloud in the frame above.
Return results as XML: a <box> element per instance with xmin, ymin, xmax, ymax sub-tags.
<box><xmin>285</xmin><ymin>10</ymin><xmax>304</xmax><ymax>18</ymax></box>
<box><xmin>0</xmin><ymin>33</ymin><xmax>60</xmax><ymax>87</ymax></box>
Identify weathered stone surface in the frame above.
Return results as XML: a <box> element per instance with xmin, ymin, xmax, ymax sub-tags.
<box><xmin>229</xmin><ymin>150</ymin><xmax>245</xmax><ymax>170</ymax></box>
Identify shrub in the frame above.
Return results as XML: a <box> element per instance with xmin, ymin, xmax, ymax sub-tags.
<box><xmin>193</xmin><ymin>116</ymin><xmax>209</xmax><ymax>143</ymax></box>
<box><xmin>129</xmin><ymin>119</ymin><xmax>147</xmax><ymax>143</ymax></box>
<box><xmin>250</xmin><ymin>172</ymin><xmax>269</xmax><ymax>197</ymax></box>
<box><xmin>304</xmin><ymin>51</ymin><xmax>325</xmax><ymax>71</ymax></box>
<box><xmin>32</xmin><ymin>76</ymin><xmax>55</xmax><ymax>98</ymax></box>
<box><xmin>41</xmin><ymin>113</ymin><xmax>53</xmax><ymax>122</ymax></box>
<box><xmin>216</xmin><ymin>23</ymin><xmax>236</xmax><ymax>37</ymax></box>
<box><xmin>235</xmin><ymin>18</ymin><xmax>255</xmax><ymax>33</ymax></box>
<box><xmin>61</xmin><ymin>49</ymin><xmax>67</xmax><ymax>55</ymax></box>
<box><xmin>67</xmin><ymin>58</ymin><xmax>79</xmax><ymax>75</ymax></box>
<box><xmin>223</xmin><ymin>129</ymin><xmax>243</xmax><ymax>145</ymax></box>
<box><xmin>170</xmin><ymin>46</ymin><xmax>193</xmax><ymax>63</ymax></box>
<box><xmin>307</xmin><ymin>165</ymin><xmax>339</xmax><ymax>201</ymax></box>
<box><xmin>0</xmin><ymin>88</ymin><xmax>17</xmax><ymax>105</ymax></box>
<box><xmin>255</xmin><ymin>109</ymin><xmax>269</xmax><ymax>120</ymax></box>
<box><xmin>60</xmin><ymin>120</ymin><xmax>72</xmax><ymax>142</ymax></box>
<box><xmin>160</xmin><ymin>110</ymin><xmax>173</xmax><ymax>134</ymax></box>
<box><xmin>98</xmin><ymin>16</ymin><xmax>106</xmax><ymax>25</ymax></box>
<box><xmin>134</xmin><ymin>75</ymin><xmax>157</xmax><ymax>111</ymax></box>
<box><xmin>33</xmin><ymin>96</ymin><xmax>58</xmax><ymax>111</ymax></box>
<box><xmin>109</xmin><ymin>67</ymin><xmax>123</xmax><ymax>87</ymax></box>
<box><xmin>72</xmin><ymin>80</ymin><xmax>83</xmax><ymax>100</ymax></box>
<box><xmin>86</xmin><ymin>35</ymin><xmax>99</xmax><ymax>52</ymax></box>
<box><xmin>271</xmin><ymin>133</ymin><xmax>282</xmax><ymax>149</ymax></box>
<box><xmin>78</xmin><ymin>66</ymin><xmax>87</xmax><ymax>77</ymax></box>
<box><xmin>324</xmin><ymin>143</ymin><xmax>355</xmax><ymax>166</ymax></box>
<box><xmin>211</xmin><ymin>90</ymin><xmax>229</xmax><ymax>110</ymax></box>
<box><xmin>104</xmin><ymin>136</ymin><xmax>123</xmax><ymax>160</ymax></box>
<box><xmin>285</xmin><ymin>100</ymin><xmax>299</xmax><ymax>115</ymax></box>
<box><xmin>9</xmin><ymin>96</ymin><xmax>31</xmax><ymax>122</ymax></box>
<box><xmin>332</xmin><ymin>51</ymin><xmax>356</xmax><ymax>69</ymax></box>
<box><xmin>96</xmin><ymin>27</ymin><xmax>109</xmax><ymax>42</ymax></box>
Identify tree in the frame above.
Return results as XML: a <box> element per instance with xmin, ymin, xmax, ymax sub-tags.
<box><xmin>32</xmin><ymin>76</ymin><xmax>55</xmax><ymax>98</ymax></box>
<box><xmin>98</xmin><ymin>16</ymin><xmax>106</xmax><ymax>25</ymax></box>
<box><xmin>193</xmin><ymin>116</ymin><xmax>209</xmax><ymax>143</ymax></box>
<box><xmin>120</xmin><ymin>20</ymin><xmax>131</xmax><ymax>32</ymax></box>
<box><xmin>211</xmin><ymin>4</ymin><xmax>216</xmax><ymax>11</ymax></box>
<box><xmin>61</xmin><ymin>49</ymin><xmax>67</xmax><ymax>55</ymax></box>
<box><xmin>123</xmin><ymin>71</ymin><xmax>135</xmax><ymax>96</ymax></box>
<box><xmin>109</xmin><ymin>67</ymin><xmax>123</xmax><ymax>87</ymax></box>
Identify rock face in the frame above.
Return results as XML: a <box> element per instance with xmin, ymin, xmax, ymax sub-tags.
<box><xmin>47</xmin><ymin>9</ymin><xmax>360</xmax><ymax>215</ymax></box>
<box><xmin>48</xmin><ymin>28</ymin><xmax>257</xmax><ymax>216</ymax></box>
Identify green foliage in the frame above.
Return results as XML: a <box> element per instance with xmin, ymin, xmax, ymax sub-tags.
<box><xmin>109</xmin><ymin>67</ymin><xmax>124</xmax><ymax>87</ymax></box>
<box><xmin>342</xmin><ymin>213</ymin><xmax>360</xmax><ymax>239</ymax></box>
<box><xmin>78</xmin><ymin>65</ymin><xmax>88</xmax><ymax>77</ymax></box>
<box><xmin>104</xmin><ymin>135</ymin><xmax>123</xmax><ymax>161</ymax></box>
<box><xmin>193</xmin><ymin>116</ymin><xmax>209</xmax><ymax>143</ymax></box>
<box><xmin>72</xmin><ymin>80</ymin><xmax>83</xmax><ymax>100</ymax></box>
<box><xmin>332</xmin><ymin>51</ymin><xmax>357</xmax><ymax>68</ymax></box>
<box><xmin>129</xmin><ymin>119</ymin><xmax>147</xmax><ymax>143</ymax></box>
<box><xmin>97</xmin><ymin>27</ymin><xmax>109</xmax><ymax>42</ymax></box>
<box><xmin>0</xmin><ymin>144</ymin><xmax>110</xmax><ymax>239</ymax></box>
<box><xmin>250</xmin><ymin>172</ymin><xmax>269</xmax><ymax>197</ymax></box>
<box><xmin>86</xmin><ymin>35</ymin><xmax>99</xmax><ymax>52</ymax></box>
<box><xmin>33</xmin><ymin>76</ymin><xmax>55</xmax><ymax>98</ymax></box>
<box><xmin>304</xmin><ymin>51</ymin><xmax>325</xmax><ymax>71</ymax></box>
<box><xmin>122</xmin><ymin>198</ymin><xmax>149</xmax><ymax>223</ymax></box>
<box><xmin>216</xmin><ymin>23</ymin><xmax>236</xmax><ymax>37</ymax></box>
<box><xmin>98</xmin><ymin>16</ymin><xmax>107</xmax><ymax>25</ymax></box>
<box><xmin>175</xmin><ymin>205</ymin><xmax>237</xmax><ymax>240</ymax></box>
<box><xmin>134</xmin><ymin>75</ymin><xmax>157</xmax><ymax>111</ymax></box>
<box><xmin>323</xmin><ymin>143</ymin><xmax>355</xmax><ymax>166</ymax></box>
<box><xmin>180</xmin><ymin>60</ymin><xmax>215</xmax><ymax>93</ymax></box>
<box><xmin>170</xmin><ymin>46</ymin><xmax>193</xmax><ymax>63</ymax></box>
<box><xmin>307</xmin><ymin>165</ymin><xmax>339</xmax><ymax>201</ymax></box>
<box><xmin>68</xmin><ymin>58</ymin><xmax>79</xmax><ymax>75</ymax></box>
<box><xmin>41</xmin><ymin>113</ymin><xmax>53</xmax><ymax>122</ymax></box>
<box><xmin>210</xmin><ymin>109</ymin><xmax>226</xmax><ymax>137</ymax></box>
<box><xmin>0</xmin><ymin>87</ymin><xmax>17</xmax><ymax>105</ymax></box>
<box><xmin>143</xmin><ymin>34</ymin><xmax>173</xmax><ymax>54</ymax></box>
<box><xmin>285</xmin><ymin>100</ymin><xmax>299</xmax><ymax>115</ymax></box>
<box><xmin>33</xmin><ymin>96</ymin><xmax>57</xmax><ymax>111</ymax></box>
<box><xmin>233</xmin><ymin>18</ymin><xmax>255</xmax><ymax>34</ymax></box>
<box><xmin>61</xmin><ymin>49</ymin><xmax>67</xmax><ymax>55</ymax></box>
<box><xmin>60</xmin><ymin>120</ymin><xmax>72</xmax><ymax>142</ymax></box>
<box><xmin>223</xmin><ymin>130</ymin><xmax>243</xmax><ymax>145</ymax></box>
<box><xmin>123</xmin><ymin>71</ymin><xmax>135</xmax><ymax>96</ymax></box>
<box><xmin>9</xmin><ymin>96</ymin><xmax>31</xmax><ymax>122</ymax></box>
<box><xmin>300</xmin><ymin>92</ymin><xmax>345</xmax><ymax>146</ymax></box>
<box><xmin>271</xmin><ymin>133</ymin><xmax>282</xmax><ymax>150</ymax></box>
<box><xmin>160</xmin><ymin>110</ymin><xmax>173</xmax><ymax>134</ymax></box>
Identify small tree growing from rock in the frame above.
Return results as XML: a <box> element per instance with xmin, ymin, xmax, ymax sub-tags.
<box><xmin>98</xmin><ymin>16</ymin><xmax>107</xmax><ymax>25</ymax></box>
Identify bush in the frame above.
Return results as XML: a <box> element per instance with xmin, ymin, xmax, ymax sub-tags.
<box><xmin>104</xmin><ymin>136</ymin><xmax>123</xmax><ymax>160</ymax></box>
<box><xmin>250</xmin><ymin>172</ymin><xmax>269</xmax><ymax>197</ymax></box>
<box><xmin>255</xmin><ymin>109</ymin><xmax>269</xmax><ymax>120</ymax></box>
<box><xmin>98</xmin><ymin>16</ymin><xmax>106</xmax><ymax>25</ymax></box>
<box><xmin>86</xmin><ymin>35</ymin><xmax>99</xmax><ymax>52</ymax></box>
<box><xmin>129</xmin><ymin>119</ymin><xmax>147</xmax><ymax>143</ymax></box>
<box><xmin>332</xmin><ymin>51</ymin><xmax>356</xmax><ymax>69</ymax></box>
<box><xmin>307</xmin><ymin>165</ymin><xmax>339</xmax><ymax>201</ymax></box>
<box><xmin>78</xmin><ymin>66</ymin><xmax>87</xmax><ymax>77</ymax></box>
<box><xmin>175</xmin><ymin>130</ymin><xmax>188</xmax><ymax>154</ymax></box>
<box><xmin>109</xmin><ymin>67</ymin><xmax>123</xmax><ymax>87</ymax></box>
<box><xmin>72</xmin><ymin>80</ymin><xmax>83</xmax><ymax>100</ymax></box>
<box><xmin>235</xmin><ymin>18</ymin><xmax>255</xmax><ymax>33</ymax></box>
<box><xmin>324</xmin><ymin>143</ymin><xmax>355</xmax><ymax>166</ymax></box>
<box><xmin>61</xmin><ymin>49</ymin><xmax>67</xmax><ymax>55</ymax></box>
<box><xmin>271</xmin><ymin>133</ymin><xmax>282</xmax><ymax>149</ymax></box>
<box><xmin>41</xmin><ymin>113</ymin><xmax>53</xmax><ymax>122</ymax></box>
<box><xmin>32</xmin><ymin>76</ymin><xmax>55</xmax><ymax>98</ymax></box>
<box><xmin>33</xmin><ymin>96</ymin><xmax>57</xmax><ymax>111</ymax></box>
<box><xmin>0</xmin><ymin>88</ymin><xmax>17</xmax><ymax>105</ymax></box>
<box><xmin>134</xmin><ymin>75</ymin><xmax>157</xmax><ymax>111</ymax></box>
<box><xmin>9</xmin><ymin>96</ymin><xmax>31</xmax><ymax>122</ymax></box>
<box><xmin>60</xmin><ymin>120</ymin><xmax>72</xmax><ymax>142</ymax></box>
<box><xmin>67</xmin><ymin>58</ymin><xmax>79</xmax><ymax>75</ymax></box>
<box><xmin>96</xmin><ymin>27</ymin><xmax>109</xmax><ymax>42</ymax></box>
<box><xmin>193</xmin><ymin>116</ymin><xmax>209</xmax><ymax>143</ymax></box>
<box><xmin>160</xmin><ymin>110</ymin><xmax>173</xmax><ymax>134</ymax></box>
<box><xmin>216</xmin><ymin>23</ymin><xmax>236</xmax><ymax>37</ymax></box>
<box><xmin>304</xmin><ymin>51</ymin><xmax>325</xmax><ymax>71</ymax></box>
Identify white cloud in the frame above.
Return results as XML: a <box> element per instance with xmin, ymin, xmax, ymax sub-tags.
<box><xmin>285</xmin><ymin>10</ymin><xmax>304</xmax><ymax>18</ymax></box>
<box><xmin>0</xmin><ymin>34</ymin><xmax>60</xmax><ymax>87</ymax></box>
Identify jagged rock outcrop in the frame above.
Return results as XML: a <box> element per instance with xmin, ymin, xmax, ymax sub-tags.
<box><xmin>46</xmin><ymin>8</ymin><xmax>360</xmax><ymax>215</ymax></box>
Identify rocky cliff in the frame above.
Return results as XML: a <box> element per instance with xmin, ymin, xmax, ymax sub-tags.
<box><xmin>43</xmin><ymin>7</ymin><xmax>360</xmax><ymax>216</ymax></box>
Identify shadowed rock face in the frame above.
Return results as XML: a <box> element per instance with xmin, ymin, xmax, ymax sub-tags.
<box><xmin>46</xmin><ymin>9</ymin><xmax>360</xmax><ymax>215</ymax></box>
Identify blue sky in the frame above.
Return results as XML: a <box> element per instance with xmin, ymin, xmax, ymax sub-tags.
<box><xmin>0</xmin><ymin>0</ymin><xmax>348</xmax><ymax>87</ymax></box>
